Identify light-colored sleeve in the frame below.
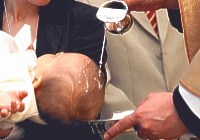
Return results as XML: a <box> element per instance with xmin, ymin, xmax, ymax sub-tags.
<box><xmin>0</xmin><ymin>53</ymin><xmax>39</xmax><ymax>123</ymax></box>
<box><xmin>23</xmin><ymin>50</ymin><xmax>37</xmax><ymax>81</ymax></box>
<box><xmin>0</xmin><ymin>31</ymin><xmax>39</xmax><ymax>123</ymax></box>
<box><xmin>173</xmin><ymin>50</ymin><xmax>200</xmax><ymax>137</ymax></box>
<box><xmin>179</xmin><ymin>50</ymin><xmax>200</xmax><ymax>98</ymax></box>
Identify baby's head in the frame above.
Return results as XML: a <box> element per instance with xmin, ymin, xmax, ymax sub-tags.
<box><xmin>33</xmin><ymin>53</ymin><xmax>105</xmax><ymax>125</ymax></box>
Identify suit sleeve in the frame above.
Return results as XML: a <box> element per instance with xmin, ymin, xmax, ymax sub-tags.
<box><xmin>173</xmin><ymin>50</ymin><xmax>200</xmax><ymax>137</ymax></box>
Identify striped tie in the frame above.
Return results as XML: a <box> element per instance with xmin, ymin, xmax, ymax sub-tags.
<box><xmin>145</xmin><ymin>11</ymin><xmax>159</xmax><ymax>37</ymax></box>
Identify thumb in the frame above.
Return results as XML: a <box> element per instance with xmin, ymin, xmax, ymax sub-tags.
<box><xmin>104</xmin><ymin>112</ymin><xmax>137</xmax><ymax>140</ymax></box>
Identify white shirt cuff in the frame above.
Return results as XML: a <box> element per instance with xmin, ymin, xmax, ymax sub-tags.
<box><xmin>179</xmin><ymin>85</ymin><xmax>200</xmax><ymax>119</ymax></box>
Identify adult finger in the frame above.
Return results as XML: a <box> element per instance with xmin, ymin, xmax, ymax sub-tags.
<box><xmin>104</xmin><ymin>113</ymin><xmax>137</xmax><ymax>140</ymax></box>
<box><xmin>124</xmin><ymin>0</ymin><xmax>165</xmax><ymax>11</ymax></box>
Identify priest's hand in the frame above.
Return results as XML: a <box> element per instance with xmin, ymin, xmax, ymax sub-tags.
<box><xmin>104</xmin><ymin>92</ymin><xmax>188</xmax><ymax>140</ymax></box>
<box><xmin>125</xmin><ymin>0</ymin><xmax>179</xmax><ymax>11</ymax></box>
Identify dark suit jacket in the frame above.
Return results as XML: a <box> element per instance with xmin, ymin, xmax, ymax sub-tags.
<box><xmin>0</xmin><ymin>0</ymin><xmax>107</xmax><ymax>70</ymax></box>
<box><xmin>0</xmin><ymin>0</ymin><xmax>107</xmax><ymax>139</ymax></box>
<box><xmin>167</xmin><ymin>9</ymin><xmax>183</xmax><ymax>33</ymax></box>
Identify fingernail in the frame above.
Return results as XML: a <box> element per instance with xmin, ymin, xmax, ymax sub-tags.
<box><xmin>104</xmin><ymin>134</ymin><xmax>109</xmax><ymax>140</ymax></box>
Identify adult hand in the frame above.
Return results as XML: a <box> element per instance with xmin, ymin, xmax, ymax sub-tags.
<box><xmin>104</xmin><ymin>92</ymin><xmax>188</xmax><ymax>140</ymax></box>
<box><xmin>0</xmin><ymin>91</ymin><xmax>27</xmax><ymax>118</ymax></box>
<box><xmin>124</xmin><ymin>0</ymin><xmax>179</xmax><ymax>11</ymax></box>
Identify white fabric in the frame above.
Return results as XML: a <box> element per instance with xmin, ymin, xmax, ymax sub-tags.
<box><xmin>0</xmin><ymin>30</ymin><xmax>39</xmax><ymax>129</ymax></box>
<box><xmin>179</xmin><ymin>85</ymin><xmax>200</xmax><ymax>119</ymax></box>
<box><xmin>14</xmin><ymin>24</ymin><xmax>32</xmax><ymax>51</ymax></box>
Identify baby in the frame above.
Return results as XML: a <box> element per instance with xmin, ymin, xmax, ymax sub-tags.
<box><xmin>0</xmin><ymin>31</ymin><xmax>105</xmax><ymax>138</ymax></box>
<box><xmin>34</xmin><ymin>53</ymin><xmax>105</xmax><ymax>125</ymax></box>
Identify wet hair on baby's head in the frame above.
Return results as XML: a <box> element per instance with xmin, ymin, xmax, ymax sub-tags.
<box><xmin>35</xmin><ymin>53</ymin><xmax>105</xmax><ymax>125</ymax></box>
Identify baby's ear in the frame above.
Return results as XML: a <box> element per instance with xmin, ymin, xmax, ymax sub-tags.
<box><xmin>33</xmin><ymin>76</ymin><xmax>42</xmax><ymax>89</ymax></box>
